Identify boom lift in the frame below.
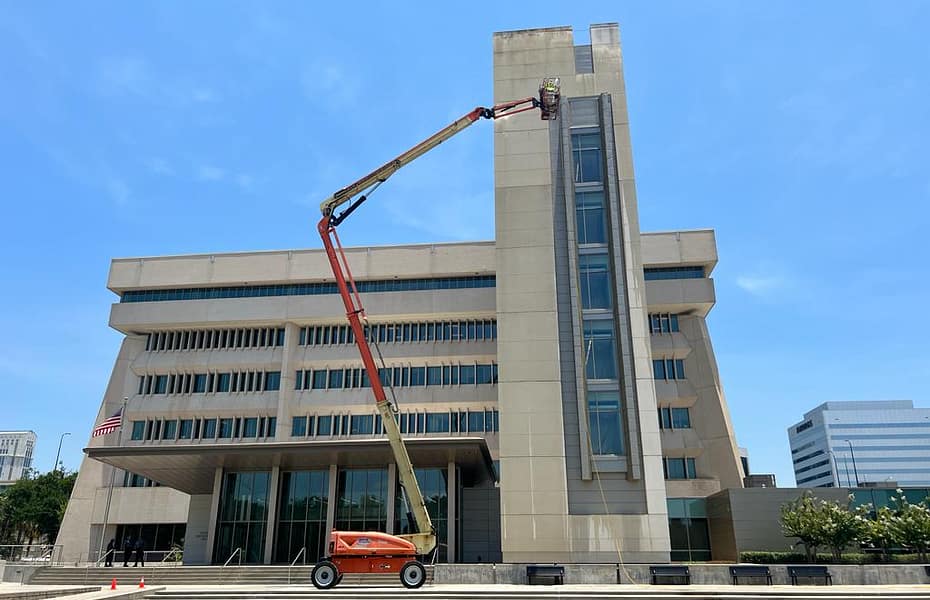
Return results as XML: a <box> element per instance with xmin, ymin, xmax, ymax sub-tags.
<box><xmin>310</xmin><ymin>78</ymin><xmax>560</xmax><ymax>589</ymax></box>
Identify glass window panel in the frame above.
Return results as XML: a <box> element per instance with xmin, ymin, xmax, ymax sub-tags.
<box><xmin>291</xmin><ymin>416</ymin><xmax>307</xmax><ymax>437</ymax></box>
<box><xmin>312</xmin><ymin>370</ymin><xmax>327</xmax><ymax>390</ymax></box>
<box><xmin>316</xmin><ymin>415</ymin><xmax>332</xmax><ymax>436</ymax></box>
<box><xmin>671</xmin><ymin>408</ymin><xmax>691</xmax><ymax>429</ymax></box>
<box><xmin>468</xmin><ymin>411</ymin><xmax>484</xmax><ymax>433</ymax></box>
<box><xmin>162</xmin><ymin>420</ymin><xmax>177</xmax><ymax>440</ymax></box>
<box><xmin>218</xmin><ymin>418</ymin><xmax>233</xmax><ymax>438</ymax></box>
<box><xmin>426</xmin><ymin>366</ymin><xmax>441</xmax><ymax>386</ymax></box>
<box><xmin>410</xmin><ymin>367</ymin><xmax>426</xmax><ymax>386</ymax></box>
<box><xmin>653</xmin><ymin>360</ymin><xmax>666</xmax><ymax>380</ymax></box>
<box><xmin>460</xmin><ymin>365</ymin><xmax>475</xmax><ymax>385</ymax></box>
<box><xmin>131</xmin><ymin>421</ymin><xmax>145</xmax><ymax>441</ymax></box>
<box><xmin>202</xmin><ymin>419</ymin><xmax>216</xmax><ymax>439</ymax></box>
<box><xmin>583</xmin><ymin>319</ymin><xmax>618</xmax><ymax>380</ymax></box>
<box><xmin>217</xmin><ymin>373</ymin><xmax>231</xmax><ymax>393</ymax></box>
<box><xmin>350</xmin><ymin>414</ymin><xmax>374</xmax><ymax>436</ymax></box>
<box><xmin>264</xmin><ymin>371</ymin><xmax>281</xmax><ymax>391</ymax></box>
<box><xmin>579</xmin><ymin>253</ymin><xmax>612</xmax><ymax>310</ymax></box>
<box><xmin>588</xmin><ymin>391</ymin><xmax>623</xmax><ymax>455</ymax></box>
<box><xmin>476</xmin><ymin>364</ymin><xmax>492</xmax><ymax>384</ymax></box>
<box><xmin>193</xmin><ymin>374</ymin><xmax>207</xmax><ymax>393</ymax></box>
<box><xmin>243</xmin><ymin>418</ymin><xmax>258</xmax><ymax>438</ymax></box>
<box><xmin>425</xmin><ymin>413</ymin><xmax>449</xmax><ymax>433</ymax></box>
<box><xmin>666</xmin><ymin>458</ymin><xmax>686</xmax><ymax>479</ymax></box>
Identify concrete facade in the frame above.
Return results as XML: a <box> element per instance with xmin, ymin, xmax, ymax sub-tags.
<box><xmin>57</xmin><ymin>24</ymin><xmax>743</xmax><ymax>565</ymax></box>
<box><xmin>788</xmin><ymin>400</ymin><xmax>930</xmax><ymax>487</ymax></box>
<box><xmin>0</xmin><ymin>430</ymin><xmax>37</xmax><ymax>488</ymax></box>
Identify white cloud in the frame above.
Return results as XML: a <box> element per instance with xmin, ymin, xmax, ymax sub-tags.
<box><xmin>105</xmin><ymin>177</ymin><xmax>131</xmax><ymax>205</ymax></box>
<box><xmin>735</xmin><ymin>275</ymin><xmax>785</xmax><ymax>296</ymax></box>
<box><xmin>198</xmin><ymin>165</ymin><xmax>226</xmax><ymax>181</ymax></box>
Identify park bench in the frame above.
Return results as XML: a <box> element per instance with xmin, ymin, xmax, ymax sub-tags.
<box><xmin>787</xmin><ymin>565</ymin><xmax>832</xmax><ymax>585</ymax></box>
<box><xmin>526</xmin><ymin>564</ymin><xmax>564</xmax><ymax>585</ymax></box>
<box><xmin>729</xmin><ymin>565</ymin><xmax>772</xmax><ymax>585</ymax></box>
<box><xmin>650</xmin><ymin>565</ymin><xmax>691</xmax><ymax>585</ymax></box>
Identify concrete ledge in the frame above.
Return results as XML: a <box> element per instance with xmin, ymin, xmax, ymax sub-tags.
<box><xmin>435</xmin><ymin>563</ymin><xmax>930</xmax><ymax>586</ymax></box>
<box><xmin>0</xmin><ymin>586</ymin><xmax>99</xmax><ymax>599</ymax></box>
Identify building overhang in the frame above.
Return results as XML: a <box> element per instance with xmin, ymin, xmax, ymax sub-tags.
<box><xmin>86</xmin><ymin>437</ymin><xmax>496</xmax><ymax>495</ymax></box>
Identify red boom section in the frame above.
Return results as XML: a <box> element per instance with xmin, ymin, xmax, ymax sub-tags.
<box><xmin>317</xmin><ymin>216</ymin><xmax>389</xmax><ymax>406</ymax></box>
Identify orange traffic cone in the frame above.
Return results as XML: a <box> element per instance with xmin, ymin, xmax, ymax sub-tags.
<box><xmin>138</xmin><ymin>577</ymin><xmax>145</xmax><ymax>589</ymax></box>
<box><xmin>110</xmin><ymin>578</ymin><xmax>117</xmax><ymax>590</ymax></box>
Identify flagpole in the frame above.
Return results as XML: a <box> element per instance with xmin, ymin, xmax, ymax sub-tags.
<box><xmin>96</xmin><ymin>397</ymin><xmax>127</xmax><ymax>564</ymax></box>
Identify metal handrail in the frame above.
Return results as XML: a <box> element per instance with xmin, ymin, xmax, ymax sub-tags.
<box><xmin>287</xmin><ymin>547</ymin><xmax>306</xmax><ymax>584</ymax></box>
<box><xmin>94</xmin><ymin>548</ymin><xmax>115</xmax><ymax>567</ymax></box>
<box><xmin>222</xmin><ymin>547</ymin><xmax>242</xmax><ymax>567</ymax></box>
<box><xmin>160</xmin><ymin>548</ymin><xmax>183</xmax><ymax>566</ymax></box>
<box><xmin>0</xmin><ymin>544</ymin><xmax>62</xmax><ymax>566</ymax></box>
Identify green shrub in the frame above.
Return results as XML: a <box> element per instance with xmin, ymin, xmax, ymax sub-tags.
<box><xmin>738</xmin><ymin>551</ymin><xmax>925</xmax><ymax>564</ymax></box>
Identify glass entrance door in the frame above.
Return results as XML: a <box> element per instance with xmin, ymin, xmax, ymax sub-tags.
<box><xmin>214</xmin><ymin>471</ymin><xmax>270</xmax><ymax>564</ymax></box>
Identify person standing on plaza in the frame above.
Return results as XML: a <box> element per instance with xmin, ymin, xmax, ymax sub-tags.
<box><xmin>105</xmin><ymin>539</ymin><xmax>115</xmax><ymax>567</ymax></box>
<box><xmin>133</xmin><ymin>536</ymin><xmax>145</xmax><ymax>567</ymax></box>
<box><xmin>122</xmin><ymin>536</ymin><xmax>133</xmax><ymax>567</ymax></box>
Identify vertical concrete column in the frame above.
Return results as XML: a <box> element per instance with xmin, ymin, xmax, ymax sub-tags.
<box><xmin>325</xmin><ymin>464</ymin><xmax>338</xmax><ymax>536</ymax></box>
<box><xmin>385</xmin><ymin>463</ymin><xmax>397</xmax><ymax>535</ymax></box>
<box><xmin>205</xmin><ymin>466</ymin><xmax>224</xmax><ymax>564</ymax></box>
<box><xmin>263</xmin><ymin>465</ymin><xmax>281</xmax><ymax>564</ymax></box>
<box><xmin>446</xmin><ymin>461</ymin><xmax>456</xmax><ymax>563</ymax></box>
<box><xmin>277</xmin><ymin>322</ymin><xmax>301</xmax><ymax>441</ymax></box>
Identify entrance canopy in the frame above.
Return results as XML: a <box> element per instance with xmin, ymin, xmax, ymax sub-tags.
<box><xmin>86</xmin><ymin>437</ymin><xmax>496</xmax><ymax>494</ymax></box>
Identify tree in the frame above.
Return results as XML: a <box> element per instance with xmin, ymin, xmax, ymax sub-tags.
<box><xmin>862</xmin><ymin>505</ymin><xmax>898</xmax><ymax>562</ymax></box>
<box><xmin>781</xmin><ymin>492</ymin><xmax>828</xmax><ymax>562</ymax></box>
<box><xmin>890</xmin><ymin>493</ymin><xmax>930</xmax><ymax>562</ymax></box>
<box><xmin>819</xmin><ymin>497</ymin><xmax>869</xmax><ymax>561</ymax></box>
<box><xmin>0</xmin><ymin>469</ymin><xmax>77</xmax><ymax>547</ymax></box>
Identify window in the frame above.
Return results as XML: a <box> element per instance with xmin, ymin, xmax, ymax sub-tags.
<box><xmin>193</xmin><ymin>374</ymin><xmax>207</xmax><ymax>393</ymax></box>
<box><xmin>316</xmin><ymin>416</ymin><xmax>332</xmax><ymax>436</ymax></box>
<box><xmin>202</xmin><ymin>419</ymin><xmax>217</xmax><ymax>439</ymax></box>
<box><xmin>476</xmin><ymin>364</ymin><xmax>492</xmax><ymax>385</ymax></box>
<box><xmin>796</xmin><ymin>420</ymin><xmax>813</xmax><ymax>434</ymax></box>
<box><xmin>664</xmin><ymin>458</ymin><xmax>697</xmax><ymax>480</ymax></box>
<box><xmin>659</xmin><ymin>407</ymin><xmax>691</xmax><ymax>430</ymax></box>
<box><xmin>649</xmin><ymin>313</ymin><xmax>680</xmax><ymax>334</ymax></box>
<box><xmin>426</xmin><ymin>413</ymin><xmax>450</xmax><ymax>433</ymax></box>
<box><xmin>131</xmin><ymin>421</ymin><xmax>145</xmax><ymax>441</ymax></box>
<box><xmin>312</xmin><ymin>370</ymin><xmax>327</xmax><ymax>390</ymax></box>
<box><xmin>588</xmin><ymin>391</ymin><xmax>623</xmax><ymax>455</ymax></box>
<box><xmin>427</xmin><ymin>366</ymin><xmax>441</xmax><ymax>386</ymax></box>
<box><xmin>267</xmin><ymin>417</ymin><xmax>276</xmax><ymax>437</ymax></box>
<box><xmin>583</xmin><ymin>319</ymin><xmax>618</xmax><ymax>380</ymax></box>
<box><xmin>653</xmin><ymin>359</ymin><xmax>686</xmax><ymax>381</ymax></box>
<box><xmin>328</xmin><ymin>369</ymin><xmax>343</xmax><ymax>389</ymax></box>
<box><xmin>571</xmin><ymin>132</ymin><xmax>602</xmax><ymax>183</ymax></box>
<box><xmin>467</xmin><ymin>411</ymin><xmax>484</xmax><ymax>433</ymax></box>
<box><xmin>243</xmin><ymin>418</ymin><xmax>258</xmax><ymax>438</ymax></box>
<box><xmin>122</xmin><ymin>276</ymin><xmax>496</xmax><ymax>304</ymax></box>
<box><xmin>409</xmin><ymin>366</ymin><xmax>425</xmax><ymax>386</ymax></box>
<box><xmin>264</xmin><ymin>371</ymin><xmax>281</xmax><ymax>391</ymax></box>
<box><xmin>162</xmin><ymin>420</ymin><xmax>177</xmax><ymax>440</ymax></box>
<box><xmin>217</xmin><ymin>373</ymin><xmax>231</xmax><ymax>393</ymax></box>
<box><xmin>350</xmin><ymin>415</ymin><xmax>374</xmax><ymax>436</ymax></box>
<box><xmin>218</xmin><ymin>419</ymin><xmax>233</xmax><ymax>439</ymax></box>
<box><xmin>154</xmin><ymin>375</ymin><xmax>168</xmax><ymax>395</ymax></box>
<box><xmin>579</xmin><ymin>253</ymin><xmax>612</xmax><ymax>309</ymax></box>
<box><xmin>643</xmin><ymin>266</ymin><xmax>704</xmax><ymax>281</ymax></box>
<box><xmin>460</xmin><ymin>365</ymin><xmax>475</xmax><ymax>385</ymax></box>
<box><xmin>292</xmin><ymin>416</ymin><xmax>307</xmax><ymax>437</ymax></box>
<box><xmin>179</xmin><ymin>419</ymin><xmax>193</xmax><ymax>439</ymax></box>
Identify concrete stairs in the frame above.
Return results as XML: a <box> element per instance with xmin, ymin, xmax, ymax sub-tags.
<box><xmin>29</xmin><ymin>566</ymin><xmax>432</xmax><ymax>587</ymax></box>
<box><xmin>146</xmin><ymin>588</ymin><xmax>930</xmax><ymax>600</ymax></box>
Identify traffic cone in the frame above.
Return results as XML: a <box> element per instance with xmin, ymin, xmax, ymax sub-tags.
<box><xmin>110</xmin><ymin>578</ymin><xmax>117</xmax><ymax>590</ymax></box>
<box><xmin>138</xmin><ymin>577</ymin><xmax>145</xmax><ymax>589</ymax></box>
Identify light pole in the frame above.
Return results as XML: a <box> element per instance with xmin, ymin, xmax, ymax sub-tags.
<box><xmin>54</xmin><ymin>432</ymin><xmax>71</xmax><ymax>474</ymax></box>
<box><xmin>827</xmin><ymin>450</ymin><xmax>840</xmax><ymax>487</ymax></box>
<box><xmin>845</xmin><ymin>440</ymin><xmax>860</xmax><ymax>487</ymax></box>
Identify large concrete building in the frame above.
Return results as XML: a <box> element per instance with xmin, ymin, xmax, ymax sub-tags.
<box><xmin>0</xmin><ymin>430</ymin><xmax>37</xmax><ymax>490</ymax></box>
<box><xmin>57</xmin><ymin>23</ymin><xmax>743</xmax><ymax>565</ymax></box>
<box><xmin>789</xmin><ymin>400</ymin><xmax>930</xmax><ymax>488</ymax></box>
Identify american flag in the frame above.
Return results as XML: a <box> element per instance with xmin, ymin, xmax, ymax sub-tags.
<box><xmin>92</xmin><ymin>408</ymin><xmax>123</xmax><ymax>438</ymax></box>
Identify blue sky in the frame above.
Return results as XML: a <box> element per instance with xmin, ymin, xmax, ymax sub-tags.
<box><xmin>1</xmin><ymin>2</ymin><xmax>927</xmax><ymax>487</ymax></box>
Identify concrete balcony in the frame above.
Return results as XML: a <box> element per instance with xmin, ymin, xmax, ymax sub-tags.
<box><xmin>648</xmin><ymin>332</ymin><xmax>691</xmax><ymax>357</ymax></box>
<box><xmin>653</xmin><ymin>380</ymin><xmax>698</xmax><ymax>404</ymax></box>
<box><xmin>665</xmin><ymin>478</ymin><xmax>721</xmax><ymax>498</ymax></box>
<box><xmin>645</xmin><ymin>278</ymin><xmax>715</xmax><ymax>316</ymax></box>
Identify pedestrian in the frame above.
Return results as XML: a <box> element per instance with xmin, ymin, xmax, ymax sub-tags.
<box><xmin>105</xmin><ymin>539</ymin><xmax>116</xmax><ymax>567</ymax></box>
<box><xmin>133</xmin><ymin>536</ymin><xmax>145</xmax><ymax>567</ymax></box>
<box><xmin>122</xmin><ymin>536</ymin><xmax>133</xmax><ymax>567</ymax></box>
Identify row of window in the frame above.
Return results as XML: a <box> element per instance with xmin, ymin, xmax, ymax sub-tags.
<box><xmin>658</xmin><ymin>407</ymin><xmax>692</xmax><ymax>430</ymax></box>
<box><xmin>793</xmin><ymin>449</ymin><xmax>825</xmax><ymax>465</ymax></box>
<box><xmin>794</xmin><ymin>458</ymin><xmax>831</xmax><ymax>475</ymax></box>
<box><xmin>663</xmin><ymin>457</ymin><xmax>698</xmax><ymax>480</ymax></box>
<box><xmin>294</xmin><ymin>363</ymin><xmax>498</xmax><ymax>391</ymax></box>
<box><xmin>298</xmin><ymin>320</ymin><xmax>497</xmax><ymax>346</ymax></box>
<box><xmin>123</xmin><ymin>472</ymin><xmax>159</xmax><ymax>487</ymax></box>
<box><xmin>797</xmin><ymin>470</ymin><xmax>831</xmax><ymax>484</ymax></box>
<box><xmin>130</xmin><ymin>416</ymin><xmax>277</xmax><ymax>441</ymax></box>
<box><xmin>120</xmin><ymin>275</ymin><xmax>496</xmax><ymax>303</ymax></box>
<box><xmin>649</xmin><ymin>313</ymin><xmax>680</xmax><ymax>334</ymax></box>
<box><xmin>137</xmin><ymin>371</ymin><xmax>281</xmax><ymax>395</ymax></box>
<box><xmin>643</xmin><ymin>266</ymin><xmax>705</xmax><ymax>281</ymax></box>
<box><xmin>653</xmin><ymin>359</ymin><xmax>686</xmax><ymax>381</ymax></box>
<box><xmin>145</xmin><ymin>327</ymin><xmax>285</xmax><ymax>352</ymax></box>
<box><xmin>290</xmin><ymin>409</ymin><xmax>500</xmax><ymax>438</ymax></box>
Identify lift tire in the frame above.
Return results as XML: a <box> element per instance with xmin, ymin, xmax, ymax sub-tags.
<box><xmin>311</xmin><ymin>560</ymin><xmax>339</xmax><ymax>589</ymax></box>
<box><xmin>400</xmin><ymin>560</ymin><xmax>426</xmax><ymax>588</ymax></box>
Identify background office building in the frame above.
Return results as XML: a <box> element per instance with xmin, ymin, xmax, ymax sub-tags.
<box><xmin>788</xmin><ymin>400</ymin><xmax>930</xmax><ymax>488</ymax></box>
<box><xmin>0</xmin><ymin>430</ymin><xmax>37</xmax><ymax>490</ymax></box>
<box><xmin>57</xmin><ymin>24</ymin><xmax>744</xmax><ymax>565</ymax></box>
